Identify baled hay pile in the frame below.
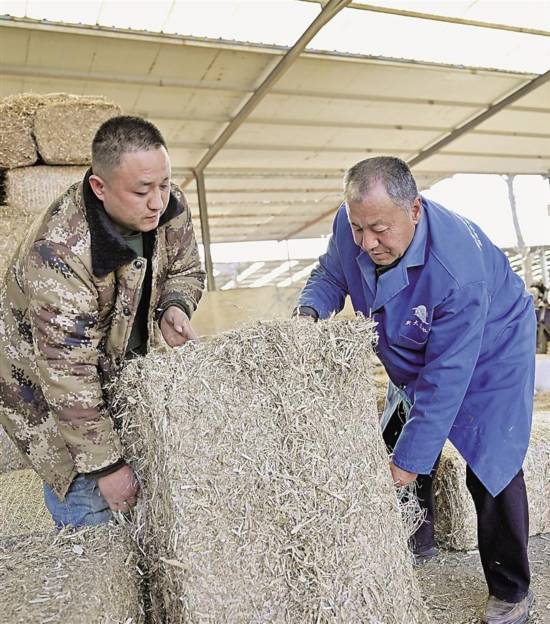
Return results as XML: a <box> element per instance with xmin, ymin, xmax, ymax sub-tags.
<box><xmin>34</xmin><ymin>96</ymin><xmax>121</xmax><ymax>164</ymax></box>
<box><xmin>0</xmin><ymin>93</ymin><xmax>45</xmax><ymax>168</ymax></box>
<box><xmin>434</xmin><ymin>413</ymin><xmax>550</xmax><ymax>551</ymax></box>
<box><xmin>0</xmin><ymin>524</ymin><xmax>144</xmax><ymax>623</ymax></box>
<box><xmin>3</xmin><ymin>164</ymin><xmax>87</xmax><ymax>213</ymax></box>
<box><xmin>0</xmin><ymin>468</ymin><xmax>54</xmax><ymax>536</ymax></box>
<box><xmin>117</xmin><ymin>318</ymin><xmax>431</xmax><ymax>624</ymax></box>
<box><xmin>0</xmin><ymin>423</ymin><xmax>27</xmax><ymax>472</ymax></box>
<box><xmin>0</xmin><ymin>93</ymin><xmax>121</xmax><ymax>168</ymax></box>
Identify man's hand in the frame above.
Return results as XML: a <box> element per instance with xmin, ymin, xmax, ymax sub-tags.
<box><xmin>390</xmin><ymin>461</ymin><xmax>417</xmax><ymax>487</ymax></box>
<box><xmin>160</xmin><ymin>305</ymin><xmax>198</xmax><ymax>347</ymax></box>
<box><xmin>97</xmin><ymin>464</ymin><xmax>139</xmax><ymax>512</ymax></box>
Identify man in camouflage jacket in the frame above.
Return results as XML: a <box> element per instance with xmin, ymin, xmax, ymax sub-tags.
<box><xmin>0</xmin><ymin>116</ymin><xmax>205</xmax><ymax>525</ymax></box>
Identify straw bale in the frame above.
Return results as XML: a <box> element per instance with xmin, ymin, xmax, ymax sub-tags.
<box><xmin>0</xmin><ymin>93</ymin><xmax>121</xmax><ymax>168</ymax></box>
<box><xmin>434</xmin><ymin>412</ymin><xmax>550</xmax><ymax>551</ymax></box>
<box><xmin>0</xmin><ymin>93</ymin><xmax>44</xmax><ymax>168</ymax></box>
<box><xmin>0</xmin><ymin>524</ymin><xmax>144</xmax><ymax>623</ymax></box>
<box><xmin>0</xmin><ymin>93</ymin><xmax>76</xmax><ymax>169</ymax></box>
<box><xmin>117</xmin><ymin>318</ymin><xmax>431</xmax><ymax>623</ymax></box>
<box><xmin>0</xmin><ymin>469</ymin><xmax>54</xmax><ymax>536</ymax></box>
<box><xmin>34</xmin><ymin>96</ymin><xmax>121</xmax><ymax>165</ymax></box>
<box><xmin>4</xmin><ymin>164</ymin><xmax>86</xmax><ymax>214</ymax></box>
<box><xmin>0</xmin><ymin>423</ymin><xmax>28</xmax><ymax>472</ymax></box>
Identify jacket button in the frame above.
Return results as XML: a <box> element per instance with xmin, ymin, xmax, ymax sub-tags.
<box><xmin>123</xmin><ymin>306</ymin><xmax>131</xmax><ymax>316</ymax></box>
<box><xmin>134</xmin><ymin>259</ymin><xmax>143</xmax><ymax>269</ymax></box>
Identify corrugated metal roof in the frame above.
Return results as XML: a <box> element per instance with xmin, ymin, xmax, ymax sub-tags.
<box><xmin>1</xmin><ymin>14</ymin><xmax>549</xmax><ymax>244</ymax></box>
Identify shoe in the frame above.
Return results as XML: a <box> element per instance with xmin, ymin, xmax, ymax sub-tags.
<box><xmin>482</xmin><ymin>590</ymin><xmax>534</xmax><ymax>624</ymax></box>
<box><xmin>412</xmin><ymin>543</ymin><xmax>439</xmax><ymax>565</ymax></box>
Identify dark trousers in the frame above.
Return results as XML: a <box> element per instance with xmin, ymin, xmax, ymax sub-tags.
<box><xmin>383</xmin><ymin>406</ymin><xmax>531</xmax><ymax>602</ymax></box>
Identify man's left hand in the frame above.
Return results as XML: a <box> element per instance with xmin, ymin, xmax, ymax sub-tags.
<box><xmin>390</xmin><ymin>461</ymin><xmax>417</xmax><ymax>487</ymax></box>
<box><xmin>160</xmin><ymin>306</ymin><xmax>198</xmax><ymax>347</ymax></box>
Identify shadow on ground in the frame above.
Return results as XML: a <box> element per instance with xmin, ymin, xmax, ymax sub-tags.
<box><xmin>417</xmin><ymin>533</ymin><xmax>550</xmax><ymax>623</ymax></box>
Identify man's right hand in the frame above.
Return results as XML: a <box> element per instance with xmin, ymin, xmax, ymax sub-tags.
<box><xmin>97</xmin><ymin>464</ymin><xmax>139</xmax><ymax>512</ymax></box>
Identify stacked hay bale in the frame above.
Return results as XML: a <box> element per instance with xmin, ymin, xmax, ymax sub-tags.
<box><xmin>0</xmin><ymin>525</ymin><xmax>145</xmax><ymax>623</ymax></box>
<box><xmin>434</xmin><ymin>412</ymin><xmax>550</xmax><ymax>550</ymax></box>
<box><xmin>0</xmin><ymin>92</ymin><xmax>120</xmax><ymax>275</ymax></box>
<box><xmin>0</xmin><ymin>469</ymin><xmax>54</xmax><ymax>536</ymax></box>
<box><xmin>117</xmin><ymin>318</ymin><xmax>431</xmax><ymax>623</ymax></box>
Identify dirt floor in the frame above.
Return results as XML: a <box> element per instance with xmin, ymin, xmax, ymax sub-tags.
<box><xmin>417</xmin><ymin>533</ymin><xmax>550</xmax><ymax>623</ymax></box>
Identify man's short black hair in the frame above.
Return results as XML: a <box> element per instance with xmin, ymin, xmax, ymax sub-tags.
<box><xmin>92</xmin><ymin>116</ymin><xmax>167</xmax><ymax>178</ymax></box>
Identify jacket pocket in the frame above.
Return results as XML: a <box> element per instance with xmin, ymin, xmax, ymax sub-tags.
<box><xmin>396</xmin><ymin>331</ymin><xmax>429</xmax><ymax>350</ymax></box>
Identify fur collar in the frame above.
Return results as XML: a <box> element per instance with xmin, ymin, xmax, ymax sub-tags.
<box><xmin>82</xmin><ymin>168</ymin><xmax>183</xmax><ymax>278</ymax></box>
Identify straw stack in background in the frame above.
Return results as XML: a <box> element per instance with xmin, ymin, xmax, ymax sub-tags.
<box><xmin>3</xmin><ymin>165</ymin><xmax>88</xmax><ymax>214</ymax></box>
<box><xmin>0</xmin><ymin>525</ymin><xmax>144</xmax><ymax>624</ymax></box>
<box><xmin>0</xmin><ymin>93</ymin><xmax>120</xmax><ymax>169</ymax></box>
<box><xmin>0</xmin><ymin>92</ymin><xmax>120</xmax><ymax>276</ymax></box>
<box><xmin>117</xmin><ymin>318</ymin><xmax>431</xmax><ymax>624</ymax></box>
<box><xmin>434</xmin><ymin>412</ymin><xmax>550</xmax><ymax>550</ymax></box>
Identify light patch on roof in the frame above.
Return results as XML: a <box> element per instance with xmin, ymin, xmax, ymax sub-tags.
<box><xmin>2</xmin><ymin>0</ymin><xmax>549</xmax><ymax>73</ymax></box>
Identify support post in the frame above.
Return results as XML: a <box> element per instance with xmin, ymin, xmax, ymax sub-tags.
<box><xmin>194</xmin><ymin>169</ymin><xmax>216</xmax><ymax>291</ymax></box>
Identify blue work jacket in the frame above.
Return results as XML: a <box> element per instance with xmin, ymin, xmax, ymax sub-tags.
<box><xmin>298</xmin><ymin>197</ymin><xmax>536</xmax><ymax>495</ymax></box>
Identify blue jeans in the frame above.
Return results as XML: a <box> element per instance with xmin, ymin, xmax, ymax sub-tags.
<box><xmin>43</xmin><ymin>474</ymin><xmax>113</xmax><ymax>529</ymax></box>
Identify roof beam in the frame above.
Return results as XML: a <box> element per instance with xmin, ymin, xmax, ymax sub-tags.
<box><xmin>7</xmin><ymin>64</ymin><xmax>532</xmax><ymax>110</ymax></box>
<box><xmin>407</xmin><ymin>68</ymin><xmax>550</xmax><ymax>168</ymax></box>
<box><xmin>180</xmin><ymin>0</ymin><xmax>352</xmax><ymax>188</ymax></box>
<box><xmin>301</xmin><ymin>0</ymin><xmax>550</xmax><ymax>37</ymax></box>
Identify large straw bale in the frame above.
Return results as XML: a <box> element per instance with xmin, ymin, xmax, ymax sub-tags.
<box><xmin>3</xmin><ymin>164</ymin><xmax>86</xmax><ymax>214</ymax></box>
<box><xmin>34</xmin><ymin>96</ymin><xmax>121</xmax><ymax>165</ymax></box>
<box><xmin>117</xmin><ymin>318</ymin><xmax>431</xmax><ymax>623</ymax></box>
<box><xmin>0</xmin><ymin>468</ymin><xmax>54</xmax><ymax>536</ymax></box>
<box><xmin>0</xmin><ymin>423</ymin><xmax>27</xmax><ymax>472</ymax></box>
<box><xmin>434</xmin><ymin>412</ymin><xmax>550</xmax><ymax>551</ymax></box>
<box><xmin>0</xmin><ymin>93</ymin><xmax>120</xmax><ymax>169</ymax></box>
<box><xmin>0</xmin><ymin>93</ymin><xmax>45</xmax><ymax>168</ymax></box>
<box><xmin>0</xmin><ymin>524</ymin><xmax>144</xmax><ymax>623</ymax></box>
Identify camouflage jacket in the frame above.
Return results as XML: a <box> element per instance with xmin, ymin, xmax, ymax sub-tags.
<box><xmin>0</xmin><ymin>173</ymin><xmax>205</xmax><ymax>497</ymax></box>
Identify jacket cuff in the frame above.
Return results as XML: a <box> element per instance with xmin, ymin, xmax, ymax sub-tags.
<box><xmin>84</xmin><ymin>457</ymin><xmax>126</xmax><ymax>478</ymax></box>
<box><xmin>155</xmin><ymin>299</ymin><xmax>191</xmax><ymax>324</ymax></box>
<box><xmin>292</xmin><ymin>305</ymin><xmax>319</xmax><ymax>320</ymax></box>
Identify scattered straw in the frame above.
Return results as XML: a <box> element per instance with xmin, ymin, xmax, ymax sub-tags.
<box><xmin>116</xmin><ymin>318</ymin><xmax>431</xmax><ymax>623</ymax></box>
<box><xmin>0</xmin><ymin>524</ymin><xmax>144</xmax><ymax>623</ymax></box>
<box><xmin>434</xmin><ymin>412</ymin><xmax>550</xmax><ymax>551</ymax></box>
<box><xmin>0</xmin><ymin>468</ymin><xmax>54</xmax><ymax>536</ymax></box>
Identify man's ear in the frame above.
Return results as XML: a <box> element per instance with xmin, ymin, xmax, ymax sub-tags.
<box><xmin>88</xmin><ymin>174</ymin><xmax>106</xmax><ymax>202</ymax></box>
<box><xmin>410</xmin><ymin>196</ymin><xmax>422</xmax><ymax>225</ymax></box>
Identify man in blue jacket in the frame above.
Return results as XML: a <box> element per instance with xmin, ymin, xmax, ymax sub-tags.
<box><xmin>297</xmin><ymin>157</ymin><xmax>536</xmax><ymax>624</ymax></box>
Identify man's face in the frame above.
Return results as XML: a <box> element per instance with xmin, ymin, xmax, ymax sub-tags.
<box><xmin>347</xmin><ymin>181</ymin><xmax>421</xmax><ymax>266</ymax></box>
<box><xmin>89</xmin><ymin>146</ymin><xmax>171</xmax><ymax>233</ymax></box>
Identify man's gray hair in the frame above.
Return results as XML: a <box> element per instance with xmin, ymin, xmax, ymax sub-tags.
<box><xmin>92</xmin><ymin>115</ymin><xmax>167</xmax><ymax>179</ymax></box>
<box><xmin>343</xmin><ymin>156</ymin><xmax>418</xmax><ymax>212</ymax></box>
